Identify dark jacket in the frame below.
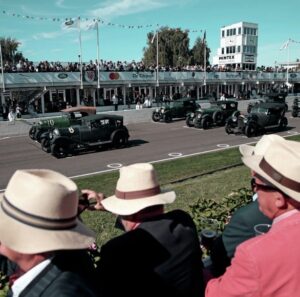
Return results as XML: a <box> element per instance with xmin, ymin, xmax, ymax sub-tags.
<box><xmin>17</xmin><ymin>250</ymin><xmax>97</xmax><ymax>297</ymax></box>
<box><xmin>96</xmin><ymin>210</ymin><xmax>204</xmax><ymax>297</ymax></box>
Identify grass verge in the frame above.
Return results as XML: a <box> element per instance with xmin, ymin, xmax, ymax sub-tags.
<box><xmin>77</xmin><ymin>134</ymin><xmax>300</xmax><ymax>246</ymax></box>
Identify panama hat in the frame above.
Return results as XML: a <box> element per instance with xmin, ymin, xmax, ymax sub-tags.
<box><xmin>242</xmin><ymin>139</ymin><xmax>300</xmax><ymax>201</ymax></box>
<box><xmin>239</xmin><ymin>134</ymin><xmax>285</xmax><ymax>157</ymax></box>
<box><xmin>0</xmin><ymin>169</ymin><xmax>95</xmax><ymax>254</ymax></box>
<box><xmin>101</xmin><ymin>163</ymin><xmax>176</xmax><ymax>215</ymax></box>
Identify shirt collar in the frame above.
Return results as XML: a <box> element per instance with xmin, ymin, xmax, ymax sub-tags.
<box><xmin>12</xmin><ymin>258</ymin><xmax>51</xmax><ymax>297</ymax></box>
<box><xmin>273</xmin><ymin>209</ymin><xmax>300</xmax><ymax>225</ymax></box>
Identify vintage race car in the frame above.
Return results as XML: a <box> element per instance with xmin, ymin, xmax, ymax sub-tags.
<box><xmin>152</xmin><ymin>98</ymin><xmax>199</xmax><ymax>123</ymax></box>
<box><xmin>186</xmin><ymin>100</ymin><xmax>238</xmax><ymax>129</ymax></box>
<box><xmin>29</xmin><ymin>106</ymin><xmax>96</xmax><ymax>142</ymax></box>
<box><xmin>49</xmin><ymin>114</ymin><xmax>129</xmax><ymax>158</ymax></box>
<box><xmin>247</xmin><ymin>92</ymin><xmax>288</xmax><ymax>113</ymax></box>
<box><xmin>225</xmin><ymin>102</ymin><xmax>288</xmax><ymax>137</ymax></box>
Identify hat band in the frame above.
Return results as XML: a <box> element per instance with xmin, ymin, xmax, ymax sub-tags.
<box><xmin>115</xmin><ymin>185</ymin><xmax>161</xmax><ymax>199</ymax></box>
<box><xmin>259</xmin><ymin>158</ymin><xmax>300</xmax><ymax>192</ymax></box>
<box><xmin>1</xmin><ymin>195</ymin><xmax>77</xmax><ymax>230</ymax></box>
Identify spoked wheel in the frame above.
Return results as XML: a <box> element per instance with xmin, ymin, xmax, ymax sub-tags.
<box><xmin>225</xmin><ymin>123</ymin><xmax>233</xmax><ymax>134</ymax></box>
<box><xmin>29</xmin><ymin>127</ymin><xmax>36</xmax><ymax>140</ymax></box>
<box><xmin>51</xmin><ymin>143</ymin><xmax>69</xmax><ymax>158</ymax></box>
<box><xmin>41</xmin><ymin>138</ymin><xmax>51</xmax><ymax>153</ymax></box>
<box><xmin>113</xmin><ymin>133</ymin><xmax>128</xmax><ymax>148</ymax></box>
<box><xmin>279</xmin><ymin>117</ymin><xmax>288</xmax><ymax>130</ymax></box>
<box><xmin>201</xmin><ymin>117</ymin><xmax>211</xmax><ymax>130</ymax></box>
<box><xmin>185</xmin><ymin>117</ymin><xmax>194</xmax><ymax>127</ymax></box>
<box><xmin>152</xmin><ymin>112</ymin><xmax>160</xmax><ymax>122</ymax></box>
<box><xmin>245</xmin><ymin>123</ymin><xmax>257</xmax><ymax>138</ymax></box>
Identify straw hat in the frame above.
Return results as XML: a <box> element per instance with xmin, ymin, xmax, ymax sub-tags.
<box><xmin>242</xmin><ymin>139</ymin><xmax>300</xmax><ymax>201</ymax></box>
<box><xmin>0</xmin><ymin>169</ymin><xmax>95</xmax><ymax>254</ymax></box>
<box><xmin>239</xmin><ymin>134</ymin><xmax>285</xmax><ymax>157</ymax></box>
<box><xmin>101</xmin><ymin>163</ymin><xmax>176</xmax><ymax>215</ymax></box>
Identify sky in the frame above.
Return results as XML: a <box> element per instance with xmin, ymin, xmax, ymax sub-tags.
<box><xmin>0</xmin><ymin>0</ymin><xmax>299</xmax><ymax>67</ymax></box>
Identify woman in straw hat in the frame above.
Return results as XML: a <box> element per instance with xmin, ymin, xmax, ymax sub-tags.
<box><xmin>0</xmin><ymin>169</ymin><xmax>97</xmax><ymax>297</ymax></box>
<box><xmin>83</xmin><ymin>162</ymin><xmax>205</xmax><ymax>297</ymax></box>
<box><xmin>206</xmin><ymin>136</ymin><xmax>300</xmax><ymax>297</ymax></box>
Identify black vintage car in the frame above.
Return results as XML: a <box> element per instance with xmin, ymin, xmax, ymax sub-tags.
<box><xmin>152</xmin><ymin>98</ymin><xmax>199</xmax><ymax>122</ymax></box>
<box><xmin>49</xmin><ymin>114</ymin><xmax>129</xmax><ymax>158</ymax></box>
<box><xmin>225</xmin><ymin>102</ymin><xmax>288</xmax><ymax>137</ymax></box>
<box><xmin>247</xmin><ymin>92</ymin><xmax>288</xmax><ymax>113</ymax></box>
<box><xmin>186</xmin><ymin>100</ymin><xmax>238</xmax><ymax>129</ymax></box>
<box><xmin>292</xmin><ymin>98</ymin><xmax>300</xmax><ymax>117</ymax></box>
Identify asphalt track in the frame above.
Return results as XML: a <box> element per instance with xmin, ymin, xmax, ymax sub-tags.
<box><xmin>0</xmin><ymin>111</ymin><xmax>300</xmax><ymax>190</ymax></box>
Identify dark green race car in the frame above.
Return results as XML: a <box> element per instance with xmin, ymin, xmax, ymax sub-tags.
<box><xmin>49</xmin><ymin>114</ymin><xmax>129</xmax><ymax>158</ymax></box>
<box><xmin>186</xmin><ymin>100</ymin><xmax>238</xmax><ymax>129</ymax></box>
<box><xmin>152</xmin><ymin>98</ymin><xmax>199</xmax><ymax>123</ymax></box>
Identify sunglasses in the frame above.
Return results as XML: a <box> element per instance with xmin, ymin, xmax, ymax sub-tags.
<box><xmin>252</xmin><ymin>179</ymin><xmax>278</xmax><ymax>192</ymax></box>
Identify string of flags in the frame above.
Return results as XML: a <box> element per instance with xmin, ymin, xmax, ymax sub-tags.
<box><xmin>1</xmin><ymin>9</ymin><xmax>203</xmax><ymax>33</ymax></box>
<box><xmin>280</xmin><ymin>38</ymin><xmax>300</xmax><ymax>50</ymax></box>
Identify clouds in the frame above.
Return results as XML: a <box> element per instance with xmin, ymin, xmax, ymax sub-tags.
<box><xmin>88</xmin><ymin>0</ymin><xmax>173</xmax><ymax>19</ymax></box>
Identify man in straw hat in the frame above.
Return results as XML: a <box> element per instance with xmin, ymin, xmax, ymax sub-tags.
<box><xmin>0</xmin><ymin>169</ymin><xmax>97</xmax><ymax>297</ymax></box>
<box><xmin>83</xmin><ymin>162</ymin><xmax>205</xmax><ymax>297</ymax></box>
<box><xmin>209</xmin><ymin>134</ymin><xmax>280</xmax><ymax>277</ymax></box>
<box><xmin>206</xmin><ymin>135</ymin><xmax>300</xmax><ymax>296</ymax></box>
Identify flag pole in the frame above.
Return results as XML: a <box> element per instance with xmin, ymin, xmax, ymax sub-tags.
<box><xmin>0</xmin><ymin>42</ymin><xmax>5</xmax><ymax>92</ymax></box>
<box><xmin>78</xmin><ymin>17</ymin><xmax>83</xmax><ymax>90</ymax></box>
<box><xmin>203</xmin><ymin>30</ymin><xmax>207</xmax><ymax>93</ymax></box>
<box><xmin>156</xmin><ymin>29</ymin><xmax>159</xmax><ymax>87</ymax></box>
<box><xmin>286</xmin><ymin>38</ymin><xmax>290</xmax><ymax>86</ymax></box>
<box><xmin>96</xmin><ymin>21</ymin><xmax>100</xmax><ymax>90</ymax></box>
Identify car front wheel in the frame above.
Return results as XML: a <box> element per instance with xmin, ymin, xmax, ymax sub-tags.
<box><xmin>245</xmin><ymin>123</ymin><xmax>257</xmax><ymax>137</ymax></box>
<box><xmin>51</xmin><ymin>143</ymin><xmax>69</xmax><ymax>158</ymax></box>
<box><xmin>29</xmin><ymin>127</ymin><xmax>36</xmax><ymax>140</ymax></box>
<box><xmin>152</xmin><ymin>112</ymin><xmax>160</xmax><ymax>122</ymax></box>
<box><xmin>185</xmin><ymin>116</ymin><xmax>194</xmax><ymax>127</ymax></box>
<box><xmin>41</xmin><ymin>138</ymin><xmax>51</xmax><ymax>153</ymax></box>
<box><xmin>225</xmin><ymin>123</ymin><xmax>233</xmax><ymax>134</ymax></box>
<box><xmin>201</xmin><ymin>117</ymin><xmax>211</xmax><ymax>130</ymax></box>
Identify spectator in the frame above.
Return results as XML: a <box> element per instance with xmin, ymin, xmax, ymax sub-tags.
<box><xmin>83</xmin><ymin>163</ymin><xmax>205</xmax><ymax>297</ymax></box>
<box><xmin>220</xmin><ymin>93</ymin><xmax>226</xmax><ymax>101</ymax></box>
<box><xmin>0</xmin><ymin>169</ymin><xmax>97</xmax><ymax>297</ymax></box>
<box><xmin>112</xmin><ymin>93</ymin><xmax>118</xmax><ymax>111</ymax></box>
<box><xmin>206</xmin><ymin>136</ymin><xmax>300</xmax><ymax>297</ymax></box>
<box><xmin>210</xmin><ymin>134</ymin><xmax>281</xmax><ymax>276</ymax></box>
<box><xmin>8</xmin><ymin>108</ymin><xmax>15</xmax><ymax>123</ymax></box>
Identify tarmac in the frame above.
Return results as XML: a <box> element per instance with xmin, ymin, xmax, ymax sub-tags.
<box><xmin>0</xmin><ymin>97</ymin><xmax>295</xmax><ymax>138</ymax></box>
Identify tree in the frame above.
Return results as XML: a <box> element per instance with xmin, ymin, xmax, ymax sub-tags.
<box><xmin>190</xmin><ymin>36</ymin><xmax>210</xmax><ymax>67</ymax></box>
<box><xmin>0</xmin><ymin>37</ymin><xmax>23</xmax><ymax>64</ymax></box>
<box><xmin>143</xmin><ymin>28</ymin><xmax>210</xmax><ymax>69</ymax></box>
<box><xmin>143</xmin><ymin>27</ymin><xmax>192</xmax><ymax>69</ymax></box>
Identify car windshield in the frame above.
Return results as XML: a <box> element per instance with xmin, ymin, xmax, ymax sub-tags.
<box><xmin>251</xmin><ymin>107</ymin><xmax>268</xmax><ymax>113</ymax></box>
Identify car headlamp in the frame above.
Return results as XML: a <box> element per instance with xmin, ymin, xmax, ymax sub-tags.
<box><xmin>53</xmin><ymin>128</ymin><xmax>60</xmax><ymax>136</ymax></box>
<box><xmin>197</xmin><ymin>114</ymin><xmax>201</xmax><ymax>119</ymax></box>
<box><xmin>232</xmin><ymin>117</ymin><xmax>237</xmax><ymax>122</ymax></box>
<box><xmin>243</xmin><ymin>117</ymin><xmax>248</xmax><ymax>124</ymax></box>
<box><xmin>190</xmin><ymin>113</ymin><xmax>194</xmax><ymax>117</ymax></box>
<box><xmin>161</xmin><ymin>109</ymin><xmax>165</xmax><ymax>114</ymax></box>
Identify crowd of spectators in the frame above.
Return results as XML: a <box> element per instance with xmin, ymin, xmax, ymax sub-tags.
<box><xmin>1</xmin><ymin>58</ymin><xmax>297</xmax><ymax>73</ymax></box>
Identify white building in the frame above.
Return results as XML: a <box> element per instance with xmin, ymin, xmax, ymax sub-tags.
<box><xmin>213</xmin><ymin>21</ymin><xmax>258</xmax><ymax>71</ymax></box>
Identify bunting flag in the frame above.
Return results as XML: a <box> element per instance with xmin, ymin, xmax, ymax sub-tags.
<box><xmin>151</xmin><ymin>32</ymin><xmax>157</xmax><ymax>44</ymax></box>
<box><xmin>1</xmin><ymin>9</ymin><xmax>203</xmax><ymax>32</ymax></box>
<box><xmin>83</xmin><ymin>20</ymin><xmax>98</xmax><ymax>31</ymax></box>
<box><xmin>280</xmin><ymin>39</ymin><xmax>290</xmax><ymax>51</ymax></box>
<box><xmin>61</xmin><ymin>18</ymin><xmax>80</xmax><ymax>30</ymax></box>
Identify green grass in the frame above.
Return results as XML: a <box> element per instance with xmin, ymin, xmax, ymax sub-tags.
<box><xmin>77</xmin><ymin>134</ymin><xmax>300</xmax><ymax>246</ymax></box>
